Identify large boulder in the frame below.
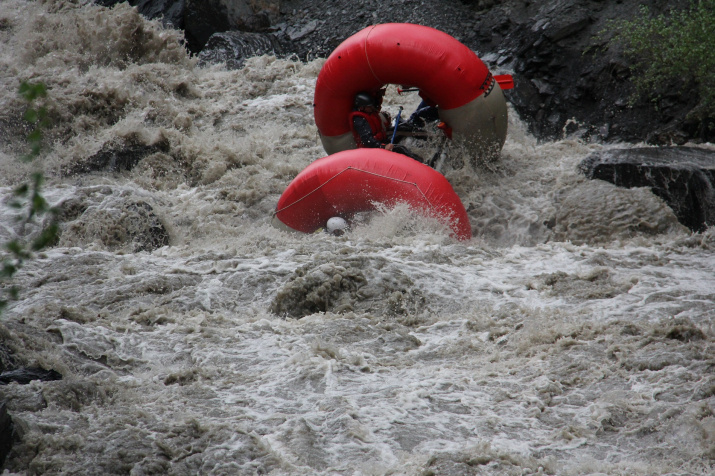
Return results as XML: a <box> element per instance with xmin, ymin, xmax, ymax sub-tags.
<box><xmin>57</xmin><ymin>188</ymin><xmax>171</xmax><ymax>253</ymax></box>
<box><xmin>198</xmin><ymin>30</ymin><xmax>284</xmax><ymax>69</ymax></box>
<box><xmin>132</xmin><ymin>0</ymin><xmax>186</xmax><ymax>29</ymax></box>
<box><xmin>579</xmin><ymin>146</ymin><xmax>715</xmax><ymax>232</ymax></box>
<box><xmin>95</xmin><ymin>0</ymin><xmax>280</xmax><ymax>52</ymax></box>
<box><xmin>183</xmin><ymin>0</ymin><xmax>280</xmax><ymax>53</ymax></box>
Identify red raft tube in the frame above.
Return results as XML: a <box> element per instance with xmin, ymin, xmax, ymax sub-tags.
<box><xmin>313</xmin><ymin>23</ymin><xmax>512</xmax><ymax>161</ymax></box>
<box><xmin>272</xmin><ymin>149</ymin><xmax>472</xmax><ymax>240</ymax></box>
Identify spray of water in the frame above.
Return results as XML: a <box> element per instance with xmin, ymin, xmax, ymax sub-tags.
<box><xmin>1</xmin><ymin>2</ymin><xmax>713</xmax><ymax>475</ymax></box>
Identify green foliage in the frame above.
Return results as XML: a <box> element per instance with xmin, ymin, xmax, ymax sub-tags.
<box><xmin>0</xmin><ymin>82</ymin><xmax>59</xmax><ymax>314</ymax></box>
<box><xmin>18</xmin><ymin>81</ymin><xmax>50</xmax><ymax>162</ymax></box>
<box><xmin>606</xmin><ymin>0</ymin><xmax>715</xmax><ymax>118</ymax></box>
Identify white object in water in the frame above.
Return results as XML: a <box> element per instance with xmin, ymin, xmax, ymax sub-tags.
<box><xmin>326</xmin><ymin>217</ymin><xmax>348</xmax><ymax>235</ymax></box>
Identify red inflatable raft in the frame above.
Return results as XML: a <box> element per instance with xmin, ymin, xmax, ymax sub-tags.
<box><xmin>272</xmin><ymin>149</ymin><xmax>472</xmax><ymax>240</ymax></box>
<box><xmin>313</xmin><ymin>23</ymin><xmax>510</xmax><ymax>160</ymax></box>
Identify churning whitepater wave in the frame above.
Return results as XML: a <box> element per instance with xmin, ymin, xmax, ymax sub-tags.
<box><xmin>0</xmin><ymin>1</ymin><xmax>713</xmax><ymax>475</ymax></box>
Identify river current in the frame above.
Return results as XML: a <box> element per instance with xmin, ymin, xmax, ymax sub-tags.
<box><xmin>1</xmin><ymin>2</ymin><xmax>713</xmax><ymax>475</ymax></box>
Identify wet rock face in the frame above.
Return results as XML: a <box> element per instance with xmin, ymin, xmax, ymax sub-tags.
<box><xmin>0</xmin><ymin>368</ymin><xmax>62</xmax><ymax>385</ymax></box>
<box><xmin>580</xmin><ymin>146</ymin><xmax>715</xmax><ymax>232</ymax></box>
<box><xmin>96</xmin><ymin>0</ymin><xmax>281</xmax><ymax>52</ymax></box>
<box><xmin>0</xmin><ymin>402</ymin><xmax>12</xmax><ymax>468</ymax></box>
<box><xmin>133</xmin><ymin>0</ymin><xmax>186</xmax><ymax>30</ymax></box>
<box><xmin>198</xmin><ymin>31</ymin><xmax>284</xmax><ymax>69</ymax></box>
<box><xmin>65</xmin><ymin>135</ymin><xmax>171</xmax><ymax>176</ymax></box>
<box><xmin>468</xmin><ymin>0</ymin><xmax>700</xmax><ymax>144</ymax></box>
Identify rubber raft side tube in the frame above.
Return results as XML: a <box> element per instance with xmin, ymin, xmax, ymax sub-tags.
<box><xmin>273</xmin><ymin>149</ymin><xmax>472</xmax><ymax>240</ymax></box>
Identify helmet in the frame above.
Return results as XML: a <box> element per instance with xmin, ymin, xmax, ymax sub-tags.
<box><xmin>326</xmin><ymin>217</ymin><xmax>348</xmax><ymax>236</ymax></box>
<box><xmin>354</xmin><ymin>92</ymin><xmax>377</xmax><ymax>109</ymax></box>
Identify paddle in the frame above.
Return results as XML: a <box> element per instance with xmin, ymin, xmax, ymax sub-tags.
<box><xmin>426</xmin><ymin>135</ymin><xmax>448</xmax><ymax>171</ymax></box>
<box><xmin>494</xmin><ymin>74</ymin><xmax>514</xmax><ymax>89</ymax></box>
<box><xmin>390</xmin><ymin>106</ymin><xmax>403</xmax><ymax>144</ymax></box>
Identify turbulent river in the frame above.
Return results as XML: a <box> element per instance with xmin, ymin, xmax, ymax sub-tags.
<box><xmin>1</xmin><ymin>1</ymin><xmax>713</xmax><ymax>475</ymax></box>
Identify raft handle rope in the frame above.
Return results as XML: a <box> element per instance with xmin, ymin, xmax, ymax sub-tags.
<box><xmin>363</xmin><ymin>25</ymin><xmax>384</xmax><ymax>85</ymax></box>
<box><xmin>274</xmin><ymin>166</ymin><xmax>435</xmax><ymax>217</ymax></box>
<box><xmin>479</xmin><ymin>72</ymin><xmax>496</xmax><ymax>98</ymax></box>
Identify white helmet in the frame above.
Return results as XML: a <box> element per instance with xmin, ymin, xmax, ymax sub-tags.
<box><xmin>326</xmin><ymin>217</ymin><xmax>348</xmax><ymax>235</ymax></box>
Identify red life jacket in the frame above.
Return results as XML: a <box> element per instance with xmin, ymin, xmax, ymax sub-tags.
<box><xmin>349</xmin><ymin>111</ymin><xmax>389</xmax><ymax>147</ymax></box>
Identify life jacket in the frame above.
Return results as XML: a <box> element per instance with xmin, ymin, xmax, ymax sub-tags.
<box><xmin>349</xmin><ymin>111</ymin><xmax>389</xmax><ymax>147</ymax></box>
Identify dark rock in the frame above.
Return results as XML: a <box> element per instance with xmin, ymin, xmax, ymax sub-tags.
<box><xmin>59</xmin><ymin>197</ymin><xmax>171</xmax><ymax>252</ymax></box>
<box><xmin>66</xmin><ymin>135</ymin><xmax>170</xmax><ymax>176</ymax></box>
<box><xmin>579</xmin><ymin>147</ymin><xmax>715</xmax><ymax>232</ymax></box>
<box><xmin>271</xmin><ymin>258</ymin><xmax>427</xmax><ymax>319</ymax></box>
<box><xmin>94</xmin><ymin>0</ymin><xmax>279</xmax><ymax>53</ymax></box>
<box><xmin>270</xmin><ymin>263</ymin><xmax>367</xmax><ymax>318</ymax></box>
<box><xmin>0</xmin><ymin>342</ymin><xmax>17</xmax><ymax>375</ymax></box>
<box><xmin>183</xmin><ymin>0</ymin><xmax>233</xmax><ymax>52</ymax></box>
<box><xmin>133</xmin><ymin>0</ymin><xmax>186</xmax><ymax>29</ymax></box>
<box><xmin>184</xmin><ymin>0</ymin><xmax>280</xmax><ymax>53</ymax></box>
<box><xmin>0</xmin><ymin>367</ymin><xmax>63</xmax><ymax>385</ymax></box>
<box><xmin>0</xmin><ymin>402</ymin><xmax>12</xmax><ymax>468</ymax></box>
<box><xmin>94</xmin><ymin>0</ymin><xmax>186</xmax><ymax>29</ymax></box>
<box><xmin>198</xmin><ymin>31</ymin><xmax>284</xmax><ymax>69</ymax></box>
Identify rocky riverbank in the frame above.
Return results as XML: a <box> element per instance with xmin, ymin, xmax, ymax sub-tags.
<box><xmin>97</xmin><ymin>0</ymin><xmax>711</xmax><ymax>145</ymax></box>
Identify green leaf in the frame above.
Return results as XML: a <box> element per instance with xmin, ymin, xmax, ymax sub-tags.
<box><xmin>32</xmin><ymin>223</ymin><xmax>59</xmax><ymax>250</ymax></box>
<box><xmin>24</xmin><ymin>108</ymin><xmax>38</xmax><ymax>123</ymax></box>
<box><xmin>13</xmin><ymin>183</ymin><xmax>29</xmax><ymax>196</ymax></box>
<box><xmin>5</xmin><ymin>241</ymin><xmax>30</xmax><ymax>260</ymax></box>
<box><xmin>5</xmin><ymin>240</ymin><xmax>22</xmax><ymax>254</ymax></box>
<box><xmin>31</xmin><ymin>172</ymin><xmax>44</xmax><ymax>186</ymax></box>
<box><xmin>32</xmin><ymin>194</ymin><xmax>48</xmax><ymax>214</ymax></box>
<box><xmin>8</xmin><ymin>286</ymin><xmax>19</xmax><ymax>300</ymax></box>
<box><xmin>2</xmin><ymin>262</ymin><xmax>17</xmax><ymax>278</ymax></box>
<box><xmin>19</xmin><ymin>82</ymin><xmax>47</xmax><ymax>101</ymax></box>
<box><xmin>27</xmin><ymin>129</ymin><xmax>42</xmax><ymax>143</ymax></box>
<box><xmin>3</xmin><ymin>81</ymin><xmax>53</xmax><ymax>318</ymax></box>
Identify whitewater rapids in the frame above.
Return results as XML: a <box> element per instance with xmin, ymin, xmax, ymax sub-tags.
<box><xmin>0</xmin><ymin>2</ymin><xmax>713</xmax><ymax>475</ymax></box>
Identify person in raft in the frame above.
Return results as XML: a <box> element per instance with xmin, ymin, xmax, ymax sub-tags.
<box><xmin>349</xmin><ymin>92</ymin><xmax>424</xmax><ymax>162</ymax></box>
<box><xmin>408</xmin><ymin>97</ymin><xmax>440</xmax><ymax>128</ymax></box>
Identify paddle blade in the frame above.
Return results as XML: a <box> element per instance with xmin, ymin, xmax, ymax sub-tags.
<box><xmin>494</xmin><ymin>74</ymin><xmax>514</xmax><ymax>89</ymax></box>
